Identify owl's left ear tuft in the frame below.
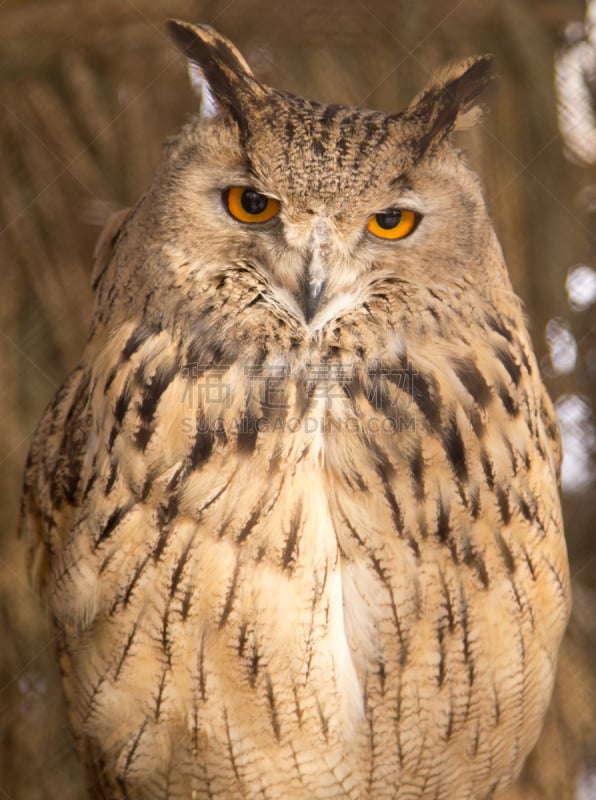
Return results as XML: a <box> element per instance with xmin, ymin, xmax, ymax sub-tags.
<box><xmin>408</xmin><ymin>55</ymin><xmax>496</xmax><ymax>157</ymax></box>
<box><xmin>167</xmin><ymin>20</ymin><xmax>256</xmax><ymax>127</ymax></box>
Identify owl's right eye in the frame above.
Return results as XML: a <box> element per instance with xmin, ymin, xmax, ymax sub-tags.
<box><xmin>225</xmin><ymin>187</ymin><xmax>280</xmax><ymax>224</ymax></box>
<box><xmin>367</xmin><ymin>208</ymin><xmax>419</xmax><ymax>240</ymax></box>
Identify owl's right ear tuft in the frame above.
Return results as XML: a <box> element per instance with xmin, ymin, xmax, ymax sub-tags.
<box><xmin>167</xmin><ymin>20</ymin><xmax>256</xmax><ymax>127</ymax></box>
<box><xmin>408</xmin><ymin>55</ymin><xmax>496</xmax><ymax>157</ymax></box>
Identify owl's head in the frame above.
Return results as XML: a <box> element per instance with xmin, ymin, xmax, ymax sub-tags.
<box><xmin>96</xmin><ymin>22</ymin><xmax>502</xmax><ymax>337</ymax></box>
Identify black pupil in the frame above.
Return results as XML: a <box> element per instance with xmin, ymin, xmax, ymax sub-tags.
<box><xmin>241</xmin><ymin>190</ymin><xmax>268</xmax><ymax>215</ymax></box>
<box><xmin>376</xmin><ymin>210</ymin><xmax>402</xmax><ymax>229</ymax></box>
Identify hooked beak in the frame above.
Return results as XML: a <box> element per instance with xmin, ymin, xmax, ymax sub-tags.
<box><xmin>301</xmin><ymin>220</ymin><xmax>329</xmax><ymax>321</ymax></box>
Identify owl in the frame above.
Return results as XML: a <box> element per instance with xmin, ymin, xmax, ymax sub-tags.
<box><xmin>20</xmin><ymin>20</ymin><xmax>571</xmax><ymax>800</ymax></box>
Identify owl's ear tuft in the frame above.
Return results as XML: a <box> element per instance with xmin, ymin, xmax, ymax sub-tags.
<box><xmin>408</xmin><ymin>55</ymin><xmax>496</xmax><ymax>157</ymax></box>
<box><xmin>167</xmin><ymin>20</ymin><xmax>256</xmax><ymax>127</ymax></box>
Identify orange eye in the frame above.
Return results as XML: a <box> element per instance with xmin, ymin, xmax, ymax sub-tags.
<box><xmin>225</xmin><ymin>187</ymin><xmax>280</xmax><ymax>223</ymax></box>
<box><xmin>367</xmin><ymin>208</ymin><xmax>418</xmax><ymax>240</ymax></box>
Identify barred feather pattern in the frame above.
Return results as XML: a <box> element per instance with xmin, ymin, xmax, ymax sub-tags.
<box><xmin>23</xmin><ymin>272</ymin><xmax>569</xmax><ymax>799</ymax></box>
<box><xmin>20</xmin><ymin>21</ymin><xmax>570</xmax><ymax>800</ymax></box>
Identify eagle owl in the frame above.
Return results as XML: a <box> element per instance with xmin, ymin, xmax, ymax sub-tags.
<box><xmin>21</xmin><ymin>20</ymin><xmax>571</xmax><ymax>800</ymax></box>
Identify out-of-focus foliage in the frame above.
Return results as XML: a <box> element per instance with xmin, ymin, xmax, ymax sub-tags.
<box><xmin>0</xmin><ymin>0</ymin><xmax>594</xmax><ymax>797</ymax></box>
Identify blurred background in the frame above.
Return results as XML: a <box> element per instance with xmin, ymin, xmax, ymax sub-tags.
<box><xmin>0</xmin><ymin>0</ymin><xmax>594</xmax><ymax>797</ymax></box>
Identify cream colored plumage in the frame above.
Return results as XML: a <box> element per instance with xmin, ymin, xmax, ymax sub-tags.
<box><xmin>20</xmin><ymin>21</ymin><xmax>571</xmax><ymax>799</ymax></box>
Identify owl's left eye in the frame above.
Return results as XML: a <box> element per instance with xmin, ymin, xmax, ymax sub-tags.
<box><xmin>225</xmin><ymin>187</ymin><xmax>280</xmax><ymax>223</ymax></box>
<box><xmin>367</xmin><ymin>208</ymin><xmax>419</xmax><ymax>240</ymax></box>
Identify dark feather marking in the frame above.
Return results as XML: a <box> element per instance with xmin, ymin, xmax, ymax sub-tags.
<box><xmin>511</xmin><ymin>580</ymin><xmax>525</xmax><ymax>614</ymax></box>
<box><xmin>442</xmin><ymin>413</ymin><xmax>467</xmax><ymax>482</ymax></box>
<box><xmin>237</xmin><ymin>414</ymin><xmax>258</xmax><ymax>453</ymax></box>
<box><xmin>219</xmin><ymin>558</ymin><xmax>241</xmax><ymax>628</ymax></box>
<box><xmin>82</xmin><ymin>472</ymin><xmax>97</xmax><ymax>502</ymax></box>
<box><xmin>122</xmin><ymin>324</ymin><xmax>160</xmax><ymax>360</ymax></box>
<box><xmin>411</xmin><ymin>370</ymin><xmax>441</xmax><ymax>427</ymax></box>
<box><xmin>463</xmin><ymin>540</ymin><xmax>489</xmax><ymax>588</ymax></box>
<box><xmin>438</xmin><ymin>569</ymin><xmax>455</xmax><ymax>633</ymax></box>
<box><xmin>134</xmin><ymin>421</ymin><xmax>152</xmax><ymax>452</ymax></box>
<box><xmin>495</xmin><ymin>345</ymin><xmax>522</xmax><ymax>387</ymax></box>
<box><xmin>191</xmin><ymin>416</ymin><xmax>214</xmax><ymax>467</ymax></box>
<box><xmin>237</xmin><ymin>622</ymin><xmax>248</xmax><ymax>657</ymax></box>
<box><xmin>495</xmin><ymin>531</ymin><xmax>515</xmax><ymax>573</ymax></box>
<box><xmin>82</xmin><ymin>674</ymin><xmax>106</xmax><ymax>724</ymax></box>
<box><xmin>248</xmin><ymin>642</ymin><xmax>260</xmax><ymax>689</ymax></box>
<box><xmin>282</xmin><ymin>502</ymin><xmax>302</xmax><ymax>570</ymax></box>
<box><xmin>123</xmin><ymin>720</ymin><xmax>147</xmax><ymax>774</ymax></box>
<box><xmin>338</xmin><ymin>507</ymin><xmax>367</xmax><ymax>548</ymax></box>
<box><xmin>158</xmin><ymin>494</ymin><xmax>179</xmax><ymax>528</ymax></box>
<box><xmin>114</xmin><ymin>622</ymin><xmax>139</xmax><ymax>680</ymax></box>
<box><xmin>198</xmin><ymin>632</ymin><xmax>207</xmax><ymax>701</ymax></box>
<box><xmin>114</xmin><ymin>384</ymin><xmax>132</xmax><ymax>425</ymax></box>
<box><xmin>470</xmin><ymin>408</ymin><xmax>485</xmax><ymax>438</ymax></box>
<box><xmin>135</xmin><ymin>362</ymin><xmax>179</xmax><ymax>451</ymax></box>
<box><xmin>152</xmin><ymin>526</ymin><xmax>170</xmax><ymax>562</ymax></box>
<box><xmin>371</xmin><ymin>555</ymin><xmax>404</xmax><ymax>645</ymax></box>
<box><xmin>519</xmin><ymin>496</ymin><xmax>533</xmax><ymax>522</ymax></box>
<box><xmin>472</xmin><ymin>723</ymin><xmax>480</xmax><ymax>755</ymax></box>
<box><xmin>407</xmin><ymin>534</ymin><xmax>421</xmax><ymax>559</ymax></box>
<box><xmin>342</xmin><ymin>467</ymin><xmax>369</xmax><ymax>492</ymax></box>
<box><xmin>199</xmin><ymin>473</ymin><xmax>235</xmax><ymax>514</ymax></box>
<box><xmin>236</xmin><ymin>506</ymin><xmax>261</xmax><ymax>543</ymax></box>
<box><xmin>546</xmin><ymin>559</ymin><xmax>568</xmax><ymax>603</ymax></box>
<box><xmin>496</xmin><ymin>486</ymin><xmax>511</xmax><ymax>524</ymax></box>
<box><xmin>224</xmin><ymin>708</ymin><xmax>242</xmax><ymax>783</ymax></box>
<box><xmin>141</xmin><ymin>470</ymin><xmax>155</xmax><ymax>501</ymax></box>
<box><xmin>453</xmin><ymin>358</ymin><xmax>492</xmax><ymax>407</ymax></box>
<box><xmin>104</xmin><ymin>365</ymin><xmax>118</xmax><ymax>393</ymax></box>
<box><xmin>493</xmin><ymin>684</ymin><xmax>501</xmax><ymax>725</ymax></box>
<box><xmin>436</xmin><ymin>501</ymin><xmax>450</xmax><ymax>543</ymax></box>
<box><xmin>468</xmin><ymin>659</ymin><xmax>475</xmax><ymax>694</ymax></box>
<box><xmin>190</xmin><ymin>702</ymin><xmax>200</xmax><ymax>756</ymax></box>
<box><xmin>291</xmin><ymin>687</ymin><xmax>304</xmax><ymax>731</ymax></box>
<box><xmin>378</xmin><ymin>659</ymin><xmax>386</xmax><ymax>695</ymax></box>
<box><xmin>445</xmin><ymin>707</ymin><xmax>455</xmax><ymax>741</ymax></box>
<box><xmin>519</xmin><ymin>346</ymin><xmax>532</xmax><ymax>374</ymax></box>
<box><xmin>460</xmin><ymin>590</ymin><xmax>473</xmax><ymax>672</ymax></box>
<box><xmin>181</xmin><ymin>588</ymin><xmax>193</xmax><ymax>621</ymax></box>
<box><xmin>108</xmin><ymin>424</ymin><xmax>119</xmax><ymax>453</ymax></box>
<box><xmin>503</xmin><ymin>437</ymin><xmax>518</xmax><ymax>476</ymax></box>
<box><xmin>427</xmin><ymin>304</ymin><xmax>440</xmax><ymax>322</ymax></box>
<box><xmin>285</xmin><ymin>118</ymin><xmax>295</xmax><ymax>141</ymax></box>
<box><xmin>169</xmin><ymin>537</ymin><xmax>194</xmax><ymax>600</ymax></box>
<box><xmin>497</xmin><ymin>383</ymin><xmax>518</xmax><ymax>416</ymax></box>
<box><xmin>100</xmin><ymin>551</ymin><xmax>116</xmax><ymax>578</ymax></box>
<box><xmin>104</xmin><ymin>462</ymin><xmax>118</xmax><ymax>495</ymax></box>
<box><xmin>470</xmin><ymin>487</ymin><xmax>481</xmax><ymax>519</ymax></box>
<box><xmin>265</xmin><ymin>675</ymin><xmax>281</xmax><ymax>741</ymax></box>
<box><xmin>160</xmin><ymin>607</ymin><xmax>173</xmax><ymax>666</ymax></box>
<box><xmin>480</xmin><ymin>450</ymin><xmax>495</xmax><ymax>490</ymax></box>
<box><xmin>437</xmin><ymin>623</ymin><xmax>446</xmax><ymax>687</ymax></box>
<box><xmin>244</xmin><ymin>292</ymin><xmax>263</xmax><ymax>310</ymax></box>
<box><xmin>138</xmin><ymin>363</ymin><xmax>179</xmax><ymax>424</ymax></box>
<box><xmin>95</xmin><ymin>502</ymin><xmax>134</xmax><ymax>548</ymax></box>
<box><xmin>410</xmin><ymin>445</ymin><xmax>425</xmax><ymax>501</ymax></box>
<box><xmin>383</xmin><ymin>482</ymin><xmax>404</xmax><ymax>535</ymax></box>
<box><xmin>316</xmin><ymin>698</ymin><xmax>330</xmax><ymax>743</ymax></box>
<box><xmin>369</xmin><ymin>441</ymin><xmax>404</xmax><ymax>535</ymax></box>
<box><xmin>486</xmin><ymin>314</ymin><xmax>514</xmax><ymax>343</ymax></box>
<box><xmin>522</xmin><ymin>546</ymin><xmax>537</xmax><ymax>580</ymax></box>
<box><xmin>121</xmin><ymin>553</ymin><xmax>151</xmax><ymax>609</ymax></box>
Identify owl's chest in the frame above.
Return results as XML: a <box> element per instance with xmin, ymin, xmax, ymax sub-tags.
<box><xmin>61</xmin><ymin>323</ymin><xmax>569</xmax><ymax>798</ymax></box>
